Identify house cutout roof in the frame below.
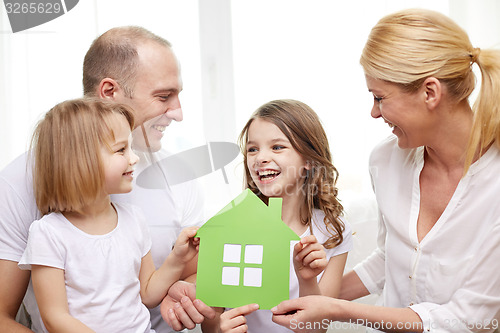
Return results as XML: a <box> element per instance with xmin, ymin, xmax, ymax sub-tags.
<box><xmin>196</xmin><ymin>189</ymin><xmax>300</xmax><ymax>309</ymax></box>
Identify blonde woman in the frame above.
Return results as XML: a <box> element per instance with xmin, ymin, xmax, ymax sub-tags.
<box><xmin>272</xmin><ymin>9</ymin><xmax>500</xmax><ymax>333</ymax></box>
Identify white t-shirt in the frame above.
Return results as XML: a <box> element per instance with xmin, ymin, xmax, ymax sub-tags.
<box><xmin>18</xmin><ymin>203</ymin><xmax>154</xmax><ymax>333</ymax></box>
<box><xmin>0</xmin><ymin>150</ymin><xmax>205</xmax><ymax>333</ymax></box>
<box><xmin>354</xmin><ymin>135</ymin><xmax>500</xmax><ymax>333</ymax></box>
<box><xmin>112</xmin><ymin>150</ymin><xmax>205</xmax><ymax>333</ymax></box>
<box><xmin>245</xmin><ymin>209</ymin><xmax>353</xmax><ymax>333</ymax></box>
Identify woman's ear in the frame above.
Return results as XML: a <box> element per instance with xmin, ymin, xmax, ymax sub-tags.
<box><xmin>423</xmin><ymin>77</ymin><xmax>442</xmax><ymax>110</ymax></box>
<box><xmin>97</xmin><ymin>78</ymin><xmax>121</xmax><ymax>100</ymax></box>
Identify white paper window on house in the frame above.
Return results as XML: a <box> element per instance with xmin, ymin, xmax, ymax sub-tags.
<box><xmin>221</xmin><ymin>244</ymin><xmax>263</xmax><ymax>287</ymax></box>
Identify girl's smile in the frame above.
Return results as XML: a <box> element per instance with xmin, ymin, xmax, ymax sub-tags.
<box><xmin>256</xmin><ymin>168</ymin><xmax>281</xmax><ymax>183</ymax></box>
<box><xmin>246</xmin><ymin>118</ymin><xmax>308</xmax><ymax>199</ymax></box>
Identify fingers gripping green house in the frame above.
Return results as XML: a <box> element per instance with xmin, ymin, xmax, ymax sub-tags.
<box><xmin>196</xmin><ymin>189</ymin><xmax>300</xmax><ymax>310</ymax></box>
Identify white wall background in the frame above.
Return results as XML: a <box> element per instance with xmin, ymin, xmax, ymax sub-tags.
<box><xmin>2</xmin><ymin>0</ymin><xmax>499</xmax><ymax>202</ymax></box>
<box><xmin>1</xmin><ymin>1</ymin><xmax>499</xmax><ymax>330</ymax></box>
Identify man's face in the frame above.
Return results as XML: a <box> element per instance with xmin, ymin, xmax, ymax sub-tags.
<box><xmin>116</xmin><ymin>41</ymin><xmax>183</xmax><ymax>152</ymax></box>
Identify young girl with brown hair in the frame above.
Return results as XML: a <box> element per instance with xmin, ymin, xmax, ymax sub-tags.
<box><xmin>206</xmin><ymin>99</ymin><xmax>352</xmax><ymax>333</ymax></box>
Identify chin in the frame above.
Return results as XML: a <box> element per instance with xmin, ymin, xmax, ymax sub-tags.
<box><xmin>257</xmin><ymin>186</ymin><xmax>284</xmax><ymax>199</ymax></box>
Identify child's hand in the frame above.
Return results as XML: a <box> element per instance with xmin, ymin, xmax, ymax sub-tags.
<box><xmin>293</xmin><ymin>235</ymin><xmax>327</xmax><ymax>281</ymax></box>
<box><xmin>172</xmin><ymin>226</ymin><xmax>200</xmax><ymax>264</ymax></box>
<box><xmin>219</xmin><ymin>304</ymin><xmax>259</xmax><ymax>333</ymax></box>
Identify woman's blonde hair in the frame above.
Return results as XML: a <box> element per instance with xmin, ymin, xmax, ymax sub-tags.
<box><xmin>238</xmin><ymin>99</ymin><xmax>345</xmax><ymax>248</ymax></box>
<box><xmin>360</xmin><ymin>8</ymin><xmax>500</xmax><ymax>171</ymax></box>
<box><xmin>30</xmin><ymin>98</ymin><xmax>135</xmax><ymax>215</ymax></box>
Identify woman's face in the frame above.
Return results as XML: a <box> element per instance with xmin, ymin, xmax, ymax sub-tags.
<box><xmin>365</xmin><ymin>75</ymin><xmax>431</xmax><ymax>149</ymax></box>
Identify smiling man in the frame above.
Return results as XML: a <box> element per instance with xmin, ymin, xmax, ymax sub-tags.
<box><xmin>0</xmin><ymin>26</ymin><xmax>210</xmax><ymax>333</ymax></box>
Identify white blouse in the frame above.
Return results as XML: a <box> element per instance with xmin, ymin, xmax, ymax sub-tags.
<box><xmin>354</xmin><ymin>136</ymin><xmax>500</xmax><ymax>333</ymax></box>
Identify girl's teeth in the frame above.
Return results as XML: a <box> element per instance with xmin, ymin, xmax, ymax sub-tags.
<box><xmin>258</xmin><ymin>170</ymin><xmax>280</xmax><ymax>180</ymax></box>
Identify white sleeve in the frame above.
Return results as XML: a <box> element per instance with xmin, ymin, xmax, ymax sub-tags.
<box><xmin>18</xmin><ymin>219</ymin><xmax>65</xmax><ymax>271</ymax></box>
<box><xmin>138</xmin><ymin>209</ymin><xmax>152</xmax><ymax>258</ymax></box>
<box><xmin>126</xmin><ymin>204</ymin><xmax>152</xmax><ymax>258</ymax></box>
<box><xmin>329</xmin><ymin>217</ymin><xmax>353</xmax><ymax>257</ymax></box>
<box><xmin>353</xmin><ymin>208</ymin><xmax>386</xmax><ymax>295</ymax></box>
<box><xmin>0</xmin><ymin>154</ymin><xmax>40</xmax><ymax>262</ymax></box>
<box><xmin>178</xmin><ymin>179</ymin><xmax>206</xmax><ymax>228</ymax></box>
<box><xmin>410</xmin><ymin>221</ymin><xmax>500</xmax><ymax>333</ymax></box>
<box><xmin>352</xmin><ymin>162</ymin><xmax>387</xmax><ymax>295</ymax></box>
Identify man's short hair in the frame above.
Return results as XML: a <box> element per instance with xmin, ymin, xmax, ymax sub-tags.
<box><xmin>82</xmin><ymin>26</ymin><xmax>172</xmax><ymax>98</ymax></box>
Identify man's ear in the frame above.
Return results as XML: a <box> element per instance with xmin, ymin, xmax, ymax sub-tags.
<box><xmin>423</xmin><ymin>77</ymin><xmax>442</xmax><ymax>110</ymax></box>
<box><xmin>97</xmin><ymin>78</ymin><xmax>121</xmax><ymax>100</ymax></box>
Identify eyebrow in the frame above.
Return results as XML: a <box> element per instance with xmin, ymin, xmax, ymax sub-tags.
<box><xmin>152</xmin><ymin>87</ymin><xmax>182</xmax><ymax>95</ymax></box>
<box><xmin>111</xmin><ymin>139</ymin><xmax>128</xmax><ymax>148</ymax></box>
<box><xmin>157</xmin><ymin>89</ymin><xmax>175</xmax><ymax>94</ymax></box>
<box><xmin>247</xmin><ymin>138</ymin><xmax>289</xmax><ymax>145</ymax></box>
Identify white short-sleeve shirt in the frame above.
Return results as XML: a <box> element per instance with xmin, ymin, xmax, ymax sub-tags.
<box><xmin>19</xmin><ymin>203</ymin><xmax>153</xmax><ymax>333</ymax></box>
<box><xmin>0</xmin><ymin>150</ymin><xmax>205</xmax><ymax>333</ymax></box>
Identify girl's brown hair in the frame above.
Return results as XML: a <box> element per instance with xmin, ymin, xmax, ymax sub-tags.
<box><xmin>30</xmin><ymin>98</ymin><xmax>135</xmax><ymax>215</ymax></box>
<box><xmin>238</xmin><ymin>99</ymin><xmax>345</xmax><ymax>248</ymax></box>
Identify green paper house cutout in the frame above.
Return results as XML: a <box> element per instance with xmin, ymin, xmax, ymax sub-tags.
<box><xmin>196</xmin><ymin>189</ymin><xmax>300</xmax><ymax>310</ymax></box>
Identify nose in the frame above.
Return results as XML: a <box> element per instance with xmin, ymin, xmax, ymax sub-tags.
<box><xmin>129</xmin><ymin>149</ymin><xmax>140</xmax><ymax>166</ymax></box>
<box><xmin>166</xmin><ymin>96</ymin><xmax>183</xmax><ymax>122</ymax></box>
<box><xmin>371</xmin><ymin>103</ymin><xmax>381</xmax><ymax>119</ymax></box>
<box><xmin>166</xmin><ymin>107</ymin><xmax>183</xmax><ymax>122</ymax></box>
<box><xmin>255</xmin><ymin>150</ymin><xmax>270</xmax><ymax>165</ymax></box>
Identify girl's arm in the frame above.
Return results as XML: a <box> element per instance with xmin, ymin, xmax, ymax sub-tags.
<box><xmin>339</xmin><ymin>269</ymin><xmax>370</xmax><ymax>301</ymax></box>
<box><xmin>271</xmin><ymin>295</ymin><xmax>423</xmax><ymax>333</ymax></box>
<box><xmin>139</xmin><ymin>226</ymin><xmax>199</xmax><ymax>308</ymax></box>
<box><xmin>293</xmin><ymin>235</ymin><xmax>328</xmax><ymax>297</ymax></box>
<box><xmin>200</xmin><ymin>306</ymin><xmax>224</xmax><ymax>333</ymax></box>
<box><xmin>318</xmin><ymin>252</ymin><xmax>348</xmax><ymax>298</ymax></box>
<box><xmin>31</xmin><ymin>265</ymin><xmax>95</xmax><ymax>333</ymax></box>
<box><xmin>210</xmin><ymin>304</ymin><xmax>258</xmax><ymax>333</ymax></box>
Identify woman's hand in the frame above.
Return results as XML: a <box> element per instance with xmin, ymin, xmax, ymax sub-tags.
<box><xmin>271</xmin><ymin>296</ymin><xmax>332</xmax><ymax>333</ymax></box>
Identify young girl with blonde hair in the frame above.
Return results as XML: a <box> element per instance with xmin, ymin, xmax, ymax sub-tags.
<box><xmin>19</xmin><ymin>98</ymin><xmax>199</xmax><ymax>333</ymax></box>
<box><xmin>204</xmin><ymin>99</ymin><xmax>352</xmax><ymax>333</ymax></box>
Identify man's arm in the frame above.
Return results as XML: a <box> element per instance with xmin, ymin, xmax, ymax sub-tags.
<box><xmin>0</xmin><ymin>259</ymin><xmax>33</xmax><ymax>332</ymax></box>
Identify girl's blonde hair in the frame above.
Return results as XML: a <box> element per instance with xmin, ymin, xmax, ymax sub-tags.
<box><xmin>238</xmin><ymin>99</ymin><xmax>345</xmax><ymax>248</ymax></box>
<box><xmin>360</xmin><ymin>8</ymin><xmax>500</xmax><ymax>171</ymax></box>
<box><xmin>30</xmin><ymin>98</ymin><xmax>135</xmax><ymax>215</ymax></box>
